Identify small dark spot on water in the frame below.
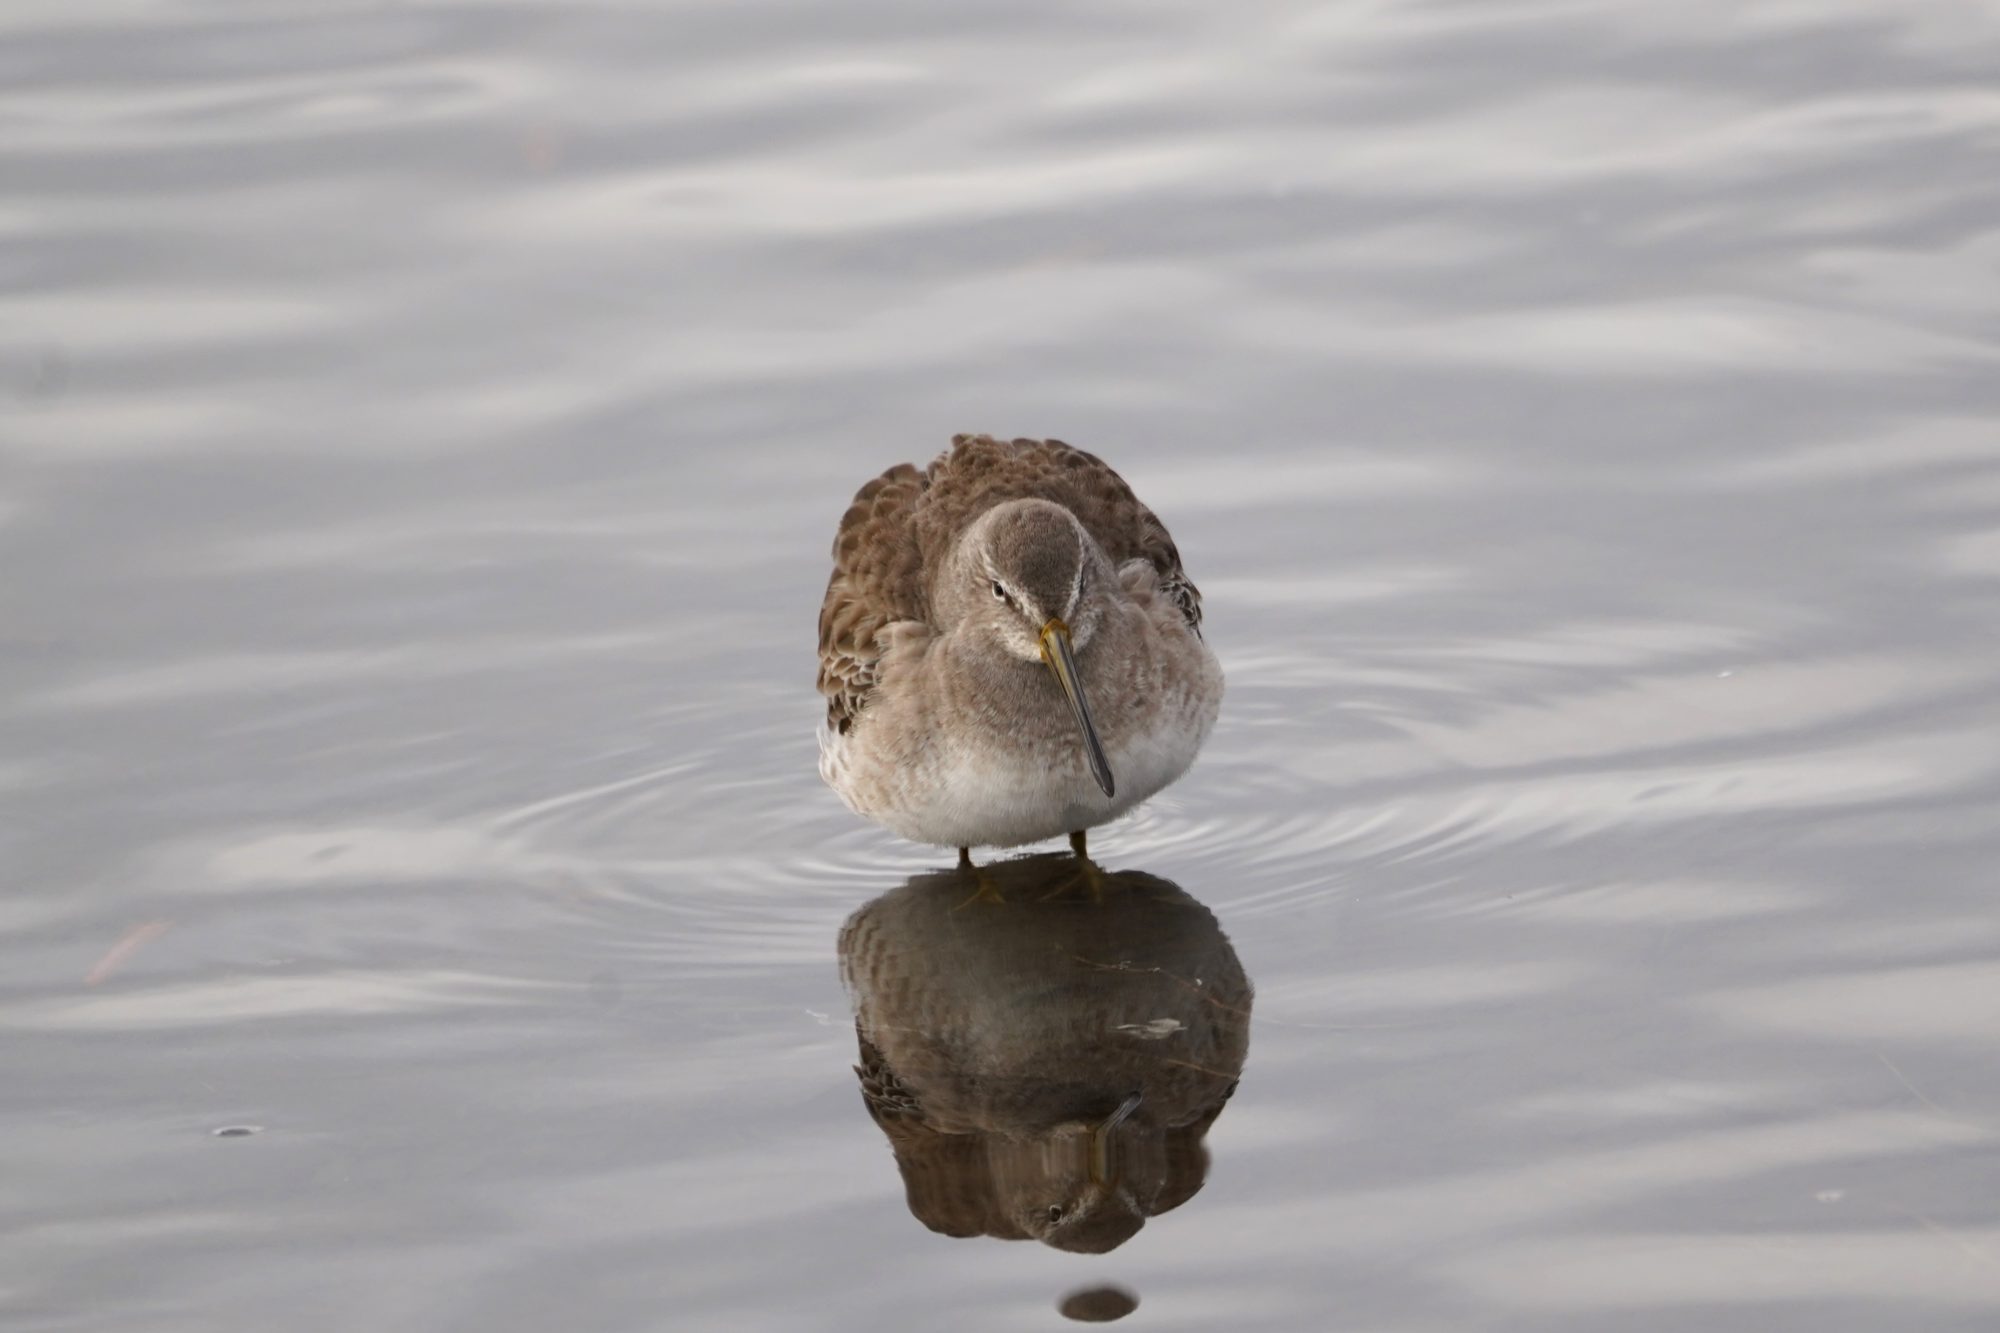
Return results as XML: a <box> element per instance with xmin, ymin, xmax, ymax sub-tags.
<box><xmin>1059</xmin><ymin>1285</ymin><xmax>1139</xmax><ymax>1322</ymax></box>
<box><xmin>212</xmin><ymin>1125</ymin><xmax>263</xmax><ymax>1138</ymax></box>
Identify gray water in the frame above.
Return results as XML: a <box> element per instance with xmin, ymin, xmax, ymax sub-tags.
<box><xmin>6</xmin><ymin>1</ymin><xmax>2000</xmax><ymax>1328</ymax></box>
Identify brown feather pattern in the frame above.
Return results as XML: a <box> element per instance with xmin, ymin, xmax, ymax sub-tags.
<box><xmin>816</xmin><ymin>435</ymin><xmax>1202</xmax><ymax>734</ymax></box>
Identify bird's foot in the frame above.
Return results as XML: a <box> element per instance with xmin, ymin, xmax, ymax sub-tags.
<box><xmin>1041</xmin><ymin>831</ymin><xmax>1110</xmax><ymax>903</ymax></box>
<box><xmin>954</xmin><ymin>848</ymin><xmax>1006</xmax><ymax>909</ymax></box>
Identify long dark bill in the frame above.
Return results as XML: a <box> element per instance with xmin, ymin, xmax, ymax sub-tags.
<box><xmin>1039</xmin><ymin>618</ymin><xmax>1115</xmax><ymax>798</ymax></box>
<box><xmin>1088</xmin><ymin>1090</ymin><xmax>1144</xmax><ymax>1187</ymax></box>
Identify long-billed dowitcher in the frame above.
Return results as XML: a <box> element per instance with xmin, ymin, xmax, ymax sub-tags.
<box><xmin>817</xmin><ymin>435</ymin><xmax>1222</xmax><ymax>858</ymax></box>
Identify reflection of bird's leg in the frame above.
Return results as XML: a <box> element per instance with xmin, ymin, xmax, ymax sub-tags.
<box><xmin>954</xmin><ymin>847</ymin><xmax>1006</xmax><ymax>909</ymax></box>
<box><xmin>1043</xmin><ymin>830</ymin><xmax>1110</xmax><ymax>902</ymax></box>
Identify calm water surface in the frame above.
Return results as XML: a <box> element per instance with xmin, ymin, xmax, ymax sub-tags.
<box><xmin>6</xmin><ymin>1</ymin><xmax>2000</xmax><ymax>1329</ymax></box>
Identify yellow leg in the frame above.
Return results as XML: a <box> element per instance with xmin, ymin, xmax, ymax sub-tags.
<box><xmin>954</xmin><ymin>848</ymin><xmax>1006</xmax><ymax>908</ymax></box>
<box><xmin>1043</xmin><ymin>830</ymin><xmax>1109</xmax><ymax>902</ymax></box>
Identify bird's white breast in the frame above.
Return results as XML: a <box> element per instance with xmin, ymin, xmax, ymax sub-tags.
<box><xmin>820</xmin><ymin>625</ymin><xmax>1221</xmax><ymax>850</ymax></box>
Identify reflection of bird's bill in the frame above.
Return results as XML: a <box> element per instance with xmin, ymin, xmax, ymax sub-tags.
<box><xmin>1039</xmin><ymin>618</ymin><xmax>1115</xmax><ymax>798</ymax></box>
<box><xmin>1088</xmin><ymin>1091</ymin><xmax>1143</xmax><ymax>1187</ymax></box>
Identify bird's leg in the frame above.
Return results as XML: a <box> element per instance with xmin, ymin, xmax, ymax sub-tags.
<box><xmin>954</xmin><ymin>847</ymin><xmax>1006</xmax><ymax>909</ymax></box>
<box><xmin>1043</xmin><ymin>830</ymin><xmax>1110</xmax><ymax>902</ymax></box>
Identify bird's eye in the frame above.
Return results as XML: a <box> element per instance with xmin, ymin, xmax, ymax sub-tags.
<box><xmin>1046</xmin><ymin>1205</ymin><xmax>1064</xmax><ymax>1223</ymax></box>
<box><xmin>991</xmin><ymin>580</ymin><xmax>1009</xmax><ymax>602</ymax></box>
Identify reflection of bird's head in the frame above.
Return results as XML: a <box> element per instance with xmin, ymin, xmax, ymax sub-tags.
<box><xmin>991</xmin><ymin>1093</ymin><xmax>1149</xmax><ymax>1253</ymax></box>
<box><xmin>1021</xmin><ymin>1183</ymin><xmax>1147</xmax><ymax>1254</ymax></box>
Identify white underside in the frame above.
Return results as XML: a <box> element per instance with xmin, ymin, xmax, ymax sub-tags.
<box><xmin>822</xmin><ymin>714</ymin><xmax>1207</xmax><ymax>849</ymax></box>
<box><xmin>819</xmin><ymin>639</ymin><xmax>1221</xmax><ymax>849</ymax></box>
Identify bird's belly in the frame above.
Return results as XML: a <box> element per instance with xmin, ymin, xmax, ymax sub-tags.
<box><xmin>821</xmin><ymin>669</ymin><xmax>1217</xmax><ymax>849</ymax></box>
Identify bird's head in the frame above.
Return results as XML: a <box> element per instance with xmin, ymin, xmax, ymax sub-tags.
<box><xmin>992</xmin><ymin>1091</ymin><xmax>1148</xmax><ymax>1253</ymax></box>
<box><xmin>953</xmin><ymin>498</ymin><xmax>1117</xmax><ymax>797</ymax></box>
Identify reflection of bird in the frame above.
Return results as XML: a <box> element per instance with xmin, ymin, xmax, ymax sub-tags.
<box><xmin>838</xmin><ymin>855</ymin><xmax>1250</xmax><ymax>1253</ymax></box>
<box><xmin>816</xmin><ymin>435</ymin><xmax>1223</xmax><ymax>860</ymax></box>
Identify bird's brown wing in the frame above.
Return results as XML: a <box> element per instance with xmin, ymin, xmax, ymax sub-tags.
<box><xmin>916</xmin><ymin>435</ymin><xmax>1203</xmax><ymax>634</ymax></box>
<box><xmin>817</xmin><ymin>462</ymin><xmax>930</xmax><ymax>735</ymax></box>
<box><xmin>854</xmin><ymin>1031</ymin><xmax>925</xmax><ymax>1123</ymax></box>
<box><xmin>1154</xmin><ymin>1080</ymin><xmax>1237</xmax><ymax>1216</ymax></box>
<box><xmin>854</xmin><ymin>1033</ymin><xmax>1019</xmax><ymax>1239</ymax></box>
